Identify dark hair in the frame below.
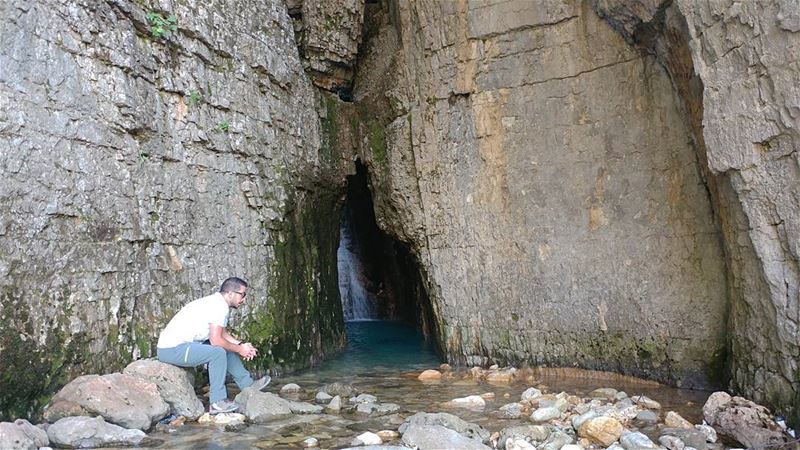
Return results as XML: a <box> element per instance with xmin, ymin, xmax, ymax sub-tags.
<box><xmin>220</xmin><ymin>277</ymin><xmax>248</xmax><ymax>293</ymax></box>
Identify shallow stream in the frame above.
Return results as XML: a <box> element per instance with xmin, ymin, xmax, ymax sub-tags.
<box><xmin>145</xmin><ymin>321</ymin><xmax>712</xmax><ymax>449</ymax></box>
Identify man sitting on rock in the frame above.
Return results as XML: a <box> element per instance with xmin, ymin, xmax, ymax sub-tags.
<box><xmin>157</xmin><ymin>276</ymin><xmax>270</xmax><ymax>414</ymax></box>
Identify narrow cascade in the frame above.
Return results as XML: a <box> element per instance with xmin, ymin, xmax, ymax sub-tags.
<box><xmin>337</xmin><ymin>206</ymin><xmax>377</xmax><ymax>321</ymax></box>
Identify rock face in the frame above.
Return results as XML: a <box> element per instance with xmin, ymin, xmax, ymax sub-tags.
<box><xmin>122</xmin><ymin>359</ymin><xmax>204</xmax><ymax>420</ymax></box>
<box><xmin>43</xmin><ymin>373</ymin><xmax>169</xmax><ymax>431</ymax></box>
<box><xmin>592</xmin><ymin>0</ymin><xmax>800</xmax><ymax>424</ymax></box>
<box><xmin>0</xmin><ymin>0</ymin><xmax>348</xmax><ymax>419</ymax></box>
<box><xmin>352</xmin><ymin>0</ymin><xmax>727</xmax><ymax>388</ymax></box>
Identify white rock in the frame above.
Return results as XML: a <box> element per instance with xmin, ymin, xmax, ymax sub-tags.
<box><xmin>349</xmin><ymin>393</ymin><xmax>378</xmax><ymax>404</ymax></box>
<box><xmin>521</xmin><ymin>387</ymin><xmax>542</xmax><ymax>401</ymax></box>
<box><xmin>530</xmin><ymin>406</ymin><xmax>561</xmax><ymax>423</ymax></box>
<box><xmin>620</xmin><ymin>431</ymin><xmax>657</xmax><ymax>449</ymax></box>
<box><xmin>354</xmin><ymin>431</ymin><xmax>382</xmax><ymax>445</ymax></box>
<box><xmin>302</xmin><ymin>437</ymin><xmax>318</xmax><ymax>447</ymax></box>
<box><xmin>280</xmin><ymin>383</ymin><xmax>301</xmax><ymax>393</ymax></box>
<box><xmin>506</xmin><ymin>437</ymin><xmax>537</xmax><ymax>450</ymax></box>
<box><xmin>315</xmin><ymin>391</ymin><xmax>332</xmax><ymax>403</ymax></box>
<box><xmin>560</xmin><ymin>445</ymin><xmax>583</xmax><ymax>450</ymax></box>
<box><xmin>448</xmin><ymin>395</ymin><xmax>486</xmax><ymax>408</ymax></box>
<box><xmin>659</xmin><ymin>434</ymin><xmax>685</xmax><ymax>450</ymax></box>
<box><xmin>694</xmin><ymin>424</ymin><xmax>717</xmax><ymax>443</ymax></box>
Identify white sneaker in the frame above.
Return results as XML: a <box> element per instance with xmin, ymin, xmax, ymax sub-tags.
<box><xmin>251</xmin><ymin>375</ymin><xmax>271</xmax><ymax>392</ymax></box>
<box><xmin>209</xmin><ymin>399</ymin><xmax>238</xmax><ymax>415</ymax></box>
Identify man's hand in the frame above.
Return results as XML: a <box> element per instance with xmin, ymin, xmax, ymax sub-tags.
<box><xmin>239</xmin><ymin>342</ymin><xmax>258</xmax><ymax>361</ymax></box>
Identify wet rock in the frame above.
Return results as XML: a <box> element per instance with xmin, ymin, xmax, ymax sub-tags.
<box><xmin>302</xmin><ymin>437</ymin><xmax>318</xmax><ymax>447</ymax></box>
<box><xmin>234</xmin><ymin>390</ymin><xmax>292</xmax><ymax>423</ymax></box>
<box><xmin>43</xmin><ymin>374</ymin><xmax>169</xmax><ymax>430</ymax></box>
<box><xmin>530</xmin><ymin>406</ymin><xmax>561</xmax><ymax>423</ymax></box>
<box><xmin>377</xmin><ymin>430</ymin><xmax>399</xmax><ymax>440</ymax></box>
<box><xmin>665</xmin><ymin>411</ymin><xmax>694</xmax><ymax>429</ymax></box>
<box><xmin>539</xmin><ymin>429</ymin><xmax>573</xmax><ymax>450</ymax></box>
<box><xmin>0</xmin><ymin>419</ymin><xmax>49</xmax><ymax>450</ymax></box>
<box><xmin>224</xmin><ymin>420</ymin><xmax>247</xmax><ymax>432</ymax></box>
<box><xmin>539</xmin><ymin>396</ymin><xmax>569</xmax><ymax>413</ymax></box>
<box><xmin>350</xmin><ymin>394</ymin><xmax>378</xmax><ymax>404</ymax></box>
<box><xmin>572</xmin><ymin>410</ymin><xmax>598</xmax><ymax>430</ymax></box>
<box><xmin>702</xmin><ymin>391</ymin><xmax>789</xmax><ymax>448</ymax></box>
<box><xmin>521</xmin><ymin>387</ymin><xmax>542</xmax><ymax>401</ymax></box>
<box><xmin>123</xmin><ymin>359</ymin><xmax>204</xmax><ymax>421</ymax></box>
<box><xmin>590</xmin><ymin>388</ymin><xmax>618</xmax><ymax>401</ymax></box>
<box><xmin>320</xmin><ymin>382</ymin><xmax>358</xmax><ymax>397</ymax></box>
<box><xmin>493</xmin><ymin>402</ymin><xmax>523</xmax><ymax>419</ymax></box>
<box><xmin>446</xmin><ymin>395</ymin><xmax>486</xmax><ymax>409</ymax></box>
<box><xmin>578</xmin><ymin>416</ymin><xmax>624</xmax><ymax>447</ymax></box>
<box><xmin>210</xmin><ymin>412</ymin><xmax>247</xmax><ymax>425</ymax></box>
<box><xmin>353</xmin><ymin>431</ymin><xmax>382</xmax><ymax>446</ymax></box>
<box><xmin>659</xmin><ymin>434</ymin><xmax>685</xmax><ymax>450</ymax></box>
<box><xmin>485</xmin><ymin>368</ymin><xmax>516</xmax><ymax>383</ymax></box>
<box><xmin>506</xmin><ymin>438</ymin><xmax>536</xmax><ymax>450</ymax></box>
<box><xmin>694</xmin><ymin>424</ymin><xmax>717</xmax><ymax>443</ymax></box>
<box><xmin>47</xmin><ymin>416</ymin><xmax>146</xmax><ymax>448</ymax></box>
<box><xmin>401</xmin><ymin>425</ymin><xmax>490</xmax><ymax>450</ymax></box>
<box><xmin>661</xmin><ymin>428</ymin><xmax>708</xmax><ymax>450</ymax></box>
<box><xmin>631</xmin><ymin>395</ymin><xmax>661</xmax><ymax>410</ymax></box>
<box><xmin>356</xmin><ymin>402</ymin><xmax>400</xmax><ymax>416</ymax></box>
<box><xmin>615</xmin><ymin>391</ymin><xmax>629</xmax><ymax>400</ymax></box>
<box><xmin>620</xmin><ymin>431</ymin><xmax>657</xmax><ymax>449</ymax></box>
<box><xmin>325</xmin><ymin>395</ymin><xmax>342</xmax><ymax>413</ymax></box>
<box><xmin>498</xmin><ymin>424</ymin><xmax>551</xmax><ymax>448</ymax></box>
<box><xmin>635</xmin><ymin>410</ymin><xmax>659</xmax><ymax>423</ymax></box>
<box><xmin>418</xmin><ymin>370</ymin><xmax>442</xmax><ymax>380</ymax></box>
<box><xmin>288</xmin><ymin>401</ymin><xmax>323</xmax><ymax>414</ymax></box>
<box><xmin>399</xmin><ymin>412</ymin><xmax>490</xmax><ymax>443</ymax></box>
<box><xmin>315</xmin><ymin>392</ymin><xmax>333</xmax><ymax>404</ymax></box>
<box><xmin>280</xmin><ymin>383</ymin><xmax>302</xmax><ymax>394</ymax></box>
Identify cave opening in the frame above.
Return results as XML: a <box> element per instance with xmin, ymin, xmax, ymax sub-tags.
<box><xmin>335</xmin><ymin>160</ymin><xmax>441</xmax><ymax>367</ymax></box>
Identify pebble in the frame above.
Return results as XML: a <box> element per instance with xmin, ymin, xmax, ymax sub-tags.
<box><xmin>280</xmin><ymin>383</ymin><xmax>301</xmax><ymax>394</ymax></box>
<box><xmin>530</xmin><ymin>406</ymin><xmax>560</xmax><ymax>423</ymax></box>
<box><xmin>521</xmin><ymin>387</ymin><xmax>542</xmax><ymax>401</ymax></box>
<box><xmin>665</xmin><ymin>411</ymin><xmax>694</xmax><ymax>428</ymax></box>
<box><xmin>302</xmin><ymin>437</ymin><xmax>318</xmax><ymax>447</ymax></box>
<box><xmin>631</xmin><ymin>395</ymin><xmax>661</xmax><ymax>409</ymax></box>
<box><xmin>350</xmin><ymin>394</ymin><xmax>378</xmax><ymax>404</ymax></box>
<box><xmin>659</xmin><ymin>434</ymin><xmax>686</xmax><ymax>450</ymax></box>
<box><xmin>636</xmin><ymin>410</ymin><xmax>659</xmax><ymax>423</ymax></box>
<box><xmin>578</xmin><ymin>416</ymin><xmax>624</xmax><ymax>447</ymax></box>
<box><xmin>418</xmin><ymin>369</ymin><xmax>442</xmax><ymax>380</ymax></box>
<box><xmin>352</xmin><ymin>431</ymin><xmax>382</xmax><ymax>446</ymax></box>
<box><xmin>377</xmin><ymin>429</ymin><xmax>399</xmax><ymax>440</ymax></box>
<box><xmin>315</xmin><ymin>391</ymin><xmax>332</xmax><ymax>403</ymax></box>
<box><xmin>447</xmin><ymin>395</ymin><xmax>486</xmax><ymax>408</ymax></box>
<box><xmin>506</xmin><ymin>438</ymin><xmax>536</xmax><ymax>450</ymax></box>
<box><xmin>620</xmin><ymin>431</ymin><xmax>657</xmax><ymax>449</ymax></box>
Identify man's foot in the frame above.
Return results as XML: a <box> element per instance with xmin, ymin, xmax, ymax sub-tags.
<box><xmin>209</xmin><ymin>399</ymin><xmax>238</xmax><ymax>415</ymax></box>
<box><xmin>251</xmin><ymin>375</ymin><xmax>271</xmax><ymax>392</ymax></box>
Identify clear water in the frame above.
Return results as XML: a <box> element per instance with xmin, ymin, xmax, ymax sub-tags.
<box><xmin>304</xmin><ymin>320</ymin><xmax>442</xmax><ymax>378</ymax></box>
<box><xmin>142</xmin><ymin>321</ymin><xmax>718</xmax><ymax>449</ymax></box>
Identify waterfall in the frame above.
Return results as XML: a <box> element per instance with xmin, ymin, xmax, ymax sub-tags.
<box><xmin>338</xmin><ymin>209</ymin><xmax>377</xmax><ymax>321</ymax></box>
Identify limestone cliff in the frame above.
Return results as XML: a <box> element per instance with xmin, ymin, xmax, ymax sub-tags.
<box><xmin>0</xmin><ymin>0</ymin><xmax>349</xmax><ymax>419</ymax></box>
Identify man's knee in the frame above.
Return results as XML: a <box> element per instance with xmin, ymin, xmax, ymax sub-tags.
<box><xmin>209</xmin><ymin>346</ymin><xmax>226</xmax><ymax>361</ymax></box>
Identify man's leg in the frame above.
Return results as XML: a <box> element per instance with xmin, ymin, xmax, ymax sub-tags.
<box><xmin>157</xmin><ymin>343</ymin><xmax>228</xmax><ymax>404</ymax></box>
<box><xmin>225</xmin><ymin>350</ymin><xmax>254</xmax><ymax>390</ymax></box>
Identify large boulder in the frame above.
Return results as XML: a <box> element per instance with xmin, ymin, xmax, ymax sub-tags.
<box><xmin>0</xmin><ymin>419</ymin><xmax>49</xmax><ymax>450</ymax></box>
<box><xmin>398</xmin><ymin>412</ymin><xmax>490</xmax><ymax>443</ymax></box>
<box><xmin>401</xmin><ymin>425</ymin><xmax>491</xmax><ymax>450</ymax></box>
<box><xmin>47</xmin><ymin>416</ymin><xmax>146</xmax><ymax>448</ymax></box>
<box><xmin>43</xmin><ymin>373</ymin><xmax>169</xmax><ymax>430</ymax></box>
<box><xmin>702</xmin><ymin>392</ymin><xmax>789</xmax><ymax>448</ymax></box>
<box><xmin>578</xmin><ymin>416</ymin><xmax>624</xmax><ymax>447</ymax></box>
<box><xmin>234</xmin><ymin>389</ymin><xmax>292</xmax><ymax>423</ymax></box>
<box><xmin>123</xmin><ymin>359</ymin><xmax>204</xmax><ymax>420</ymax></box>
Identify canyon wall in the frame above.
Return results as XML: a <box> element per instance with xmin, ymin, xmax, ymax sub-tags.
<box><xmin>0</xmin><ymin>0</ymin><xmax>349</xmax><ymax>419</ymax></box>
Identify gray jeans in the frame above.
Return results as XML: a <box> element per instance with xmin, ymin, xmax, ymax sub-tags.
<box><xmin>157</xmin><ymin>342</ymin><xmax>254</xmax><ymax>404</ymax></box>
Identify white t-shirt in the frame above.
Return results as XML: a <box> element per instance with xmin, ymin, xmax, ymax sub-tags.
<box><xmin>157</xmin><ymin>292</ymin><xmax>230</xmax><ymax>348</ymax></box>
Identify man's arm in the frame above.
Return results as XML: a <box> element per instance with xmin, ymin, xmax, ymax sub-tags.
<box><xmin>209</xmin><ymin>323</ymin><xmax>257</xmax><ymax>360</ymax></box>
<box><xmin>220</xmin><ymin>328</ymin><xmax>241</xmax><ymax>345</ymax></box>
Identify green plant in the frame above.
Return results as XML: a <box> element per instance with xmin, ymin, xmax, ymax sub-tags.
<box><xmin>218</xmin><ymin>120</ymin><xmax>230</xmax><ymax>132</ymax></box>
<box><xmin>146</xmin><ymin>12</ymin><xmax>177</xmax><ymax>39</ymax></box>
<box><xmin>187</xmin><ymin>90</ymin><xmax>202</xmax><ymax>106</ymax></box>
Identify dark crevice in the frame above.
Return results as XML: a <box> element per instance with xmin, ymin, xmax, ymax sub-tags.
<box><xmin>337</xmin><ymin>160</ymin><xmax>438</xmax><ymax>344</ymax></box>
